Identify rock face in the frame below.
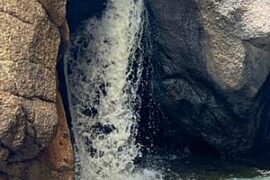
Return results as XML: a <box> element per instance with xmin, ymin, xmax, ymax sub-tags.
<box><xmin>147</xmin><ymin>0</ymin><xmax>270</xmax><ymax>158</ymax></box>
<box><xmin>0</xmin><ymin>0</ymin><xmax>60</xmax><ymax>162</ymax></box>
<box><xmin>38</xmin><ymin>0</ymin><xmax>67</xmax><ymax>27</ymax></box>
<box><xmin>0</xmin><ymin>92</ymin><xmax>75</xmax><ymax>180</ymax></box>
<box><xmin>0</xmin><ymin>0</ymin><xmax>74</xmax><ymax>179</ymax></box>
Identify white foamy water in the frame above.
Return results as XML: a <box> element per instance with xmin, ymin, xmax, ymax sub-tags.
<box><xmin>63</xmin><ymin>0</ymin><xmax>270</xmax><ymax>179</ymax></box>
<box><xmin>64</xmin><ymin>0</ymin><xmax>160</xmax><ymax>179</ymax></box>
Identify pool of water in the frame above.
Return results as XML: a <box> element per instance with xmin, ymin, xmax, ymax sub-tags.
<box><xmin>135</xmin><ymin>153</ymin><xmax>270</xmax><ymax>180</ymax></box>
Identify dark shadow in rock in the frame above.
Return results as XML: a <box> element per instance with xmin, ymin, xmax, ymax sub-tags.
<box><xmin>67</xmin><ymin>0</ymin><xmax>108</xmax><ymax>33</ymax></box>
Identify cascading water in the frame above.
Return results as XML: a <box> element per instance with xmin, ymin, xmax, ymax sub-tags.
<box><xmin>62</xmin><ymin>0</ymin><xmax>270</xmax><ymax>179</ymax></box>
<box><xmin>64</xmin><ymin>0</ymin><xmax>162</xmax><ymax>179</ymax></box>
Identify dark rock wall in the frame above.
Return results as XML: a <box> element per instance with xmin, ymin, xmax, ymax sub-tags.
<box><xmin>146</xmin><ymin>0</ymin><xmax>270</xmax><ymax>159</ymax></box>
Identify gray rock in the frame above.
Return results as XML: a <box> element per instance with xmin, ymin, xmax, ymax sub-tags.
<box><xmin>147</xmin><ymin>0</ymin><xmax>270</xmax><ymax>158</ymax></box>
<box><xmin>0</xmin><ymin>0</ymin><xmax>61</xmax><ymax>162</ymax></box>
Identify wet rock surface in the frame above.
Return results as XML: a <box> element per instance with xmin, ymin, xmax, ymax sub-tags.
<box><xmin>146</xmin><ymin>0</ymin><xmax>270</xmax><ymax>158</ymax></box>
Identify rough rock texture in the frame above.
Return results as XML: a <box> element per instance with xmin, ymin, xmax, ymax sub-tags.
<box><xmin>0</xmin><ymin>92</ymin><xmax>74</xmax><ymax>180</ymax></box>
<box><xmin>147</xmin><ymin>0</ymin><xmax>270</xmax><ymax>158</ymax></box>
<box><xmin>0</xmin><ymin>0</ymin><xmax>59</xmax><ymax>162</ymax></box>
<box><xmin>45</xmin><ymin>92</ymin><xmax>75</xmax><ymax>180</ymax></box>
<box><xmin>0</xmin><ymin>0</ymin><xmax>74</xmax><ymax>179</ymax></box>
<box><xmin>38</xmin><ymin>0</ymin><xmax>67</xmax><ymax>27</ymax></box>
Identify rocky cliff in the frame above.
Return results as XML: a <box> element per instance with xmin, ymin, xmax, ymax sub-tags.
<box><xmin>0</xmin><ymin>0</ymin><xmax>74</xmax><ymax>179</ymax></box>
<box><xmin>147</xmin><ymin>0</ymin><xmax>270</xmax><ymax>158</ymax></box>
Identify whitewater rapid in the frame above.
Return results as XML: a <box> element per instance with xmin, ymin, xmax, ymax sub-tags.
<box><xmin>64</xmin><ymin>0</ymin><xmax>162</xmax><ymax>179</ymax></box>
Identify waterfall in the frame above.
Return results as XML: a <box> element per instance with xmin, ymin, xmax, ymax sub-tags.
<box><xmin>64</xmin><ymin>0</ymin><xmax>148</xmax><ymax>179</ymax></box>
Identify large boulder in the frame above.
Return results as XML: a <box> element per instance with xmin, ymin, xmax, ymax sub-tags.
<box><xmin>0</xmin><ymin>93</ymin><xmax>75</xmax><ymax>180</ymax></box>
<box><xmin>0</xmin><ymin>0</ymin><xmax>74</xmax><ymax>180</ymax></box>
<box><xmin>0</xmin><ymin>0</ymin><xmax>60</xmax><ymax>162</ymax></box>
<box><xmin>147</xmin><ymin>0</ymin><xmax>270</xmax><ymax>158</ymax></box>
<box><xmin>0</xmin><ymin>0</ymin><xmax>74</xmax><ymax>179</ymax></box>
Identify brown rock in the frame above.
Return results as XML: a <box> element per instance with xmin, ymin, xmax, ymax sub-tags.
<box><xmin>0</xmin><ymin>0</ymin><xmax>59</xmax><ymax>162</ymax></box>
<box><xmin>0</xmin><ymin>0</ymin><xmax>74</xmax><ymax>179</ymax></box>
<box><xmin>25</xmin><ymin>92</ymin><xmax>75</xmax><ymax>180</ymax></box>
<box><xmin>0</xmin><ymin>175</ymin><xmax>8</xmax><ymax>180</ymax></box>
<box><xmin>38</xmin><ymin>0</ymin><xmax>67</xmax><ymax>27</ymax></box>
<box><xmin>47</xmin><ymin>91</ymin><xmax>75</xmax><ymax>179</ymax></box>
